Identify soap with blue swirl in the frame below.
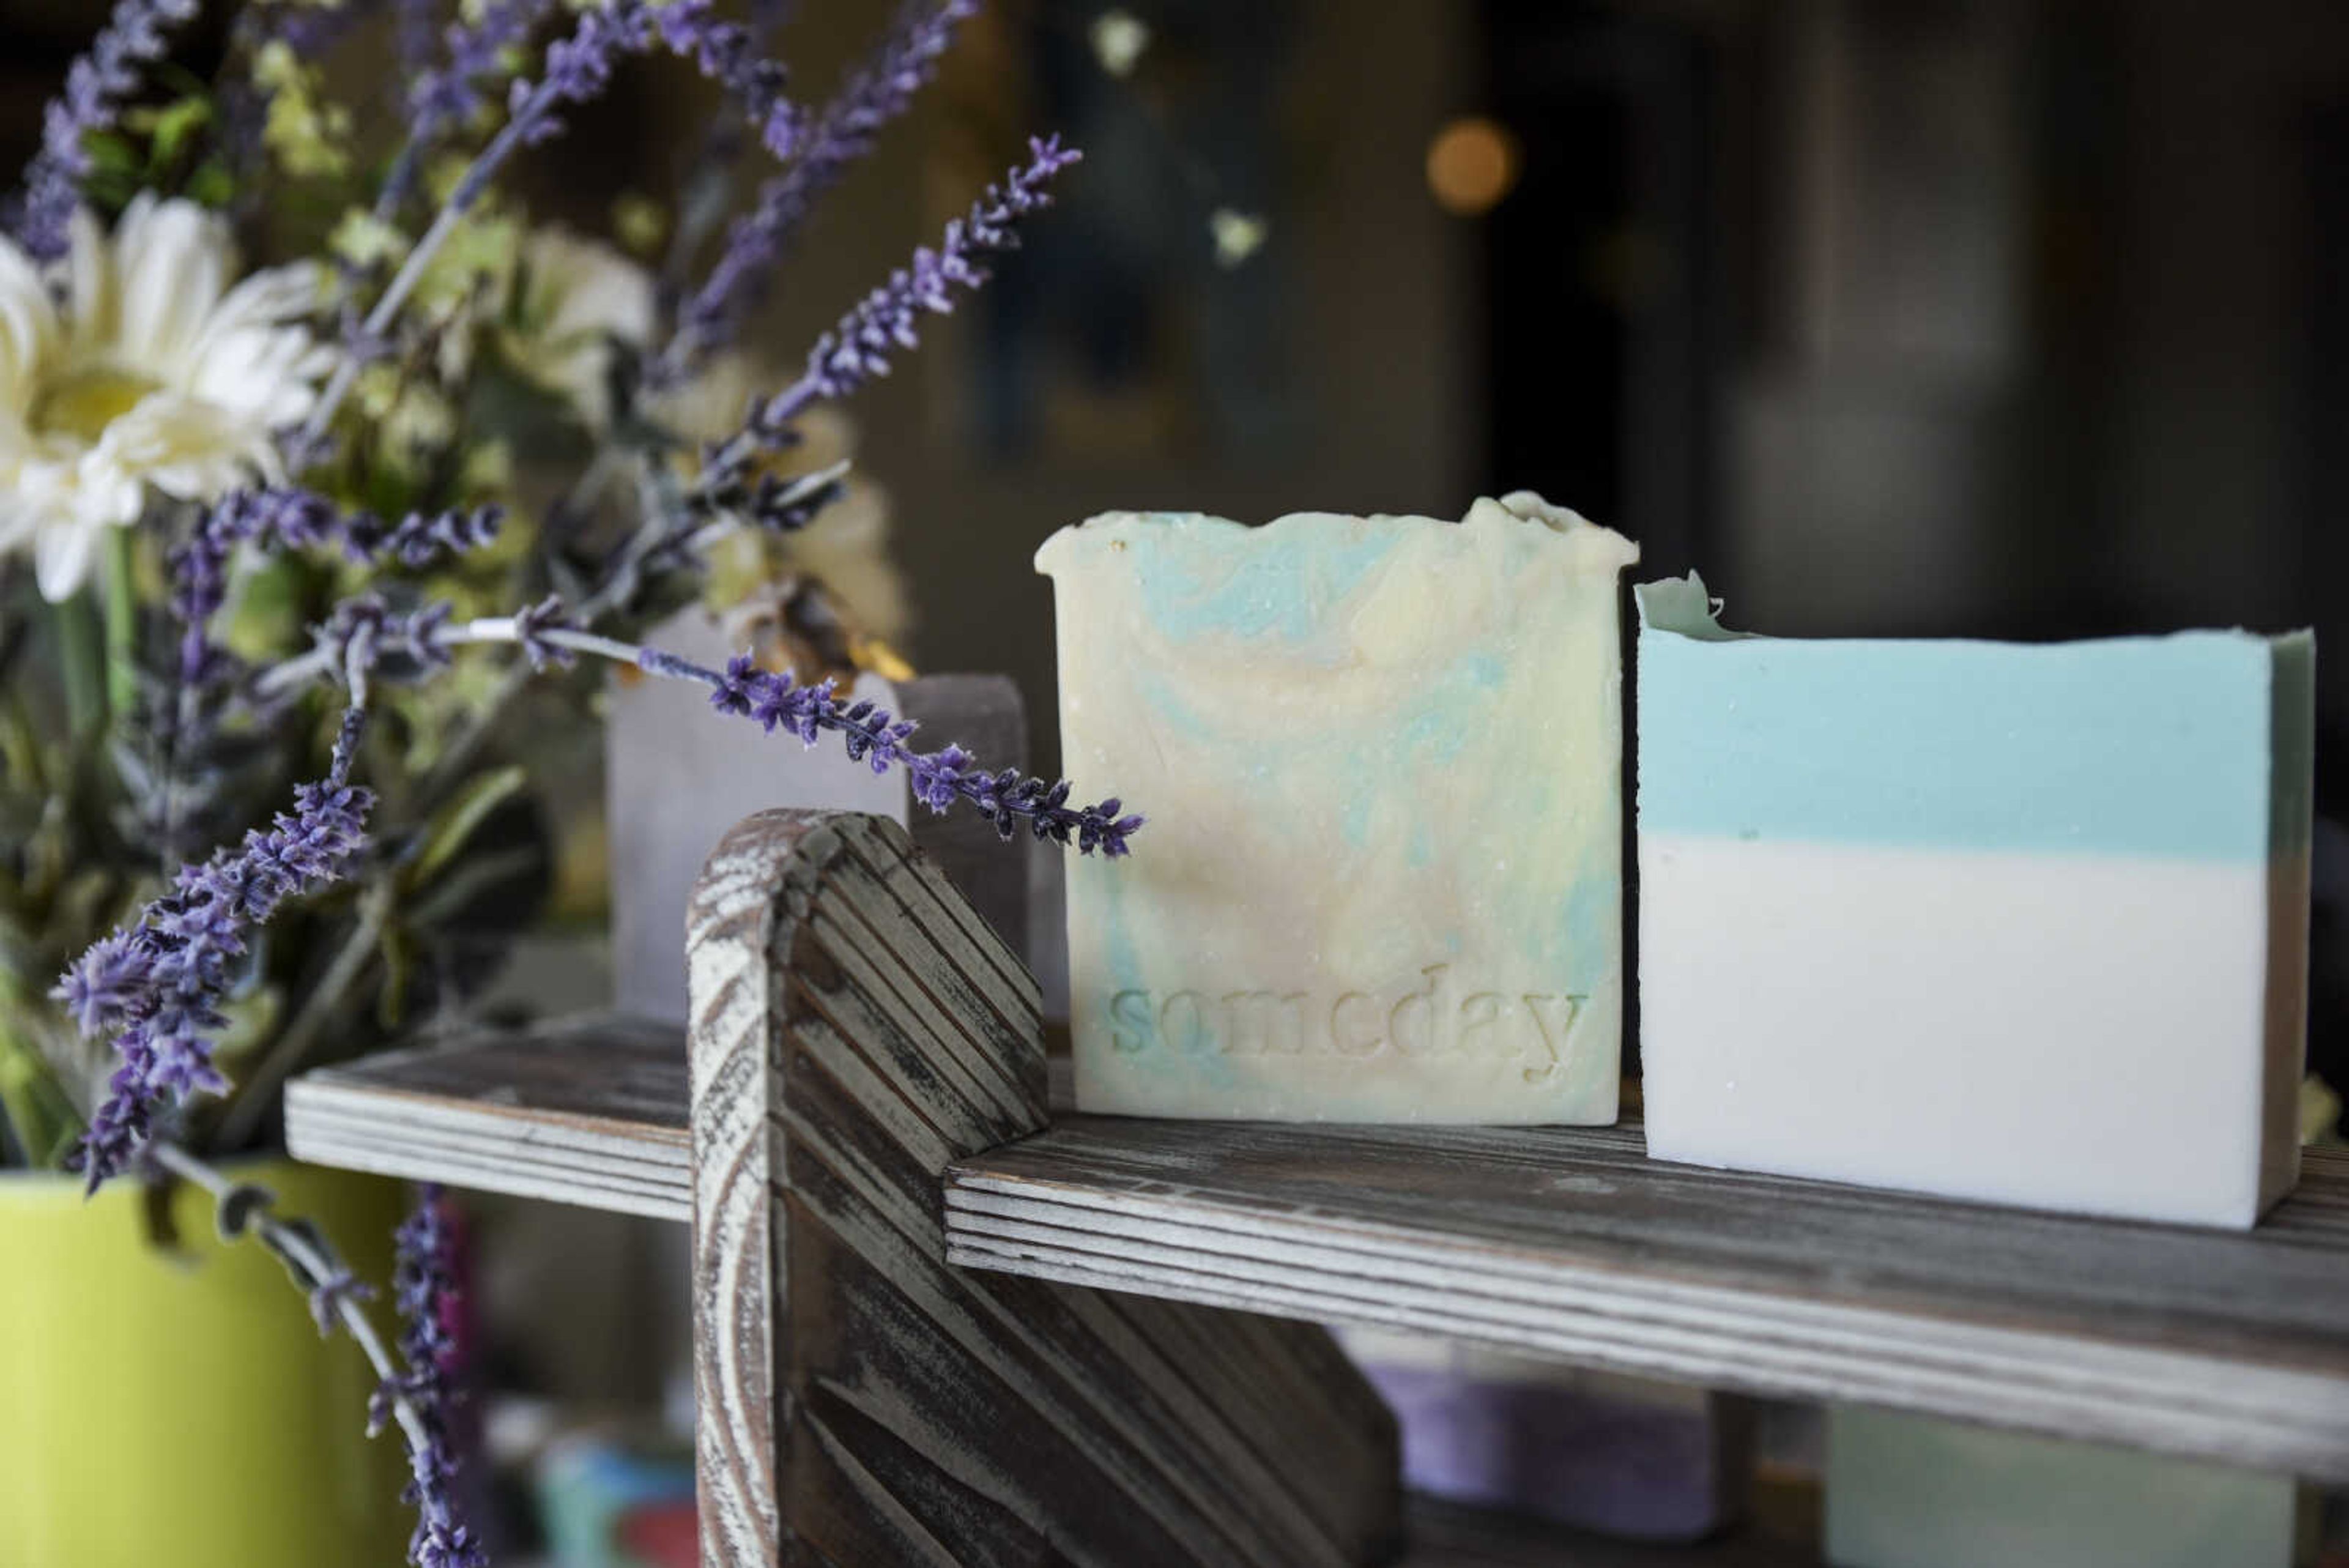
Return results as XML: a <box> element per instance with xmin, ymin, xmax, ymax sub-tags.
<box><xmin>1034</xmin><ymin>493</ymin><xmax>1639</xmax><ymax>1123</ymax></box>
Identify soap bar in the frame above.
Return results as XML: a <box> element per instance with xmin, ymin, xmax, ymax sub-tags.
<box><xmin>1635</xmin><ymin>575</ymin><xmax>2312</xmax><ymax>1227</ymax></box>
<box><xmin>1825</xmin><ymin>1407</ymin><xmax>2298</xmax><ymax>1568</ymax></box>
<box><xmin>1035</xmin><ymin>494</ymin><xmax>1638</xmax><ymax>1123</ymax></box>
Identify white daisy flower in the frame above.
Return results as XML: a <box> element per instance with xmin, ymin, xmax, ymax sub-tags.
<box><xmin>505</xmin><ymin>227</ymin><xmax>655</xmax><ymax>432</ymax></box>
<box><xmin>0</xmin><ymin>193</ymin><xmax>336</xmax><ymax>601</ymax></box>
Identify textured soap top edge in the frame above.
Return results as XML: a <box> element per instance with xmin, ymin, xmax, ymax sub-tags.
<box><xmin>1034</xmin><ymin>491</ymin><xmax>1639</xmax><ymax>577</ymax></box>
<box><xmin>1635</xmin><ymin>571</ymin><xmax>2312</xmax><ymax>656</ymax></box>
<box><xmin>1635</xmin><ymin>574</ymin><xmax>2315</xmax><ymax>863</ymax></box>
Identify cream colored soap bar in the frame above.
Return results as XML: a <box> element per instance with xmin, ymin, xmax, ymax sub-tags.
<box><xmin>1034</xmin><ymin>494</ymin><xmax>1638</xmax><ymax>1123</ymax></box>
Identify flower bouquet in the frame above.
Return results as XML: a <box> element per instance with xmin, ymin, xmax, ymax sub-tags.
<box><xmin>0</xmin><ymin>0</ymin><xmax>1139</xmax><ymax>1561</ymax></box>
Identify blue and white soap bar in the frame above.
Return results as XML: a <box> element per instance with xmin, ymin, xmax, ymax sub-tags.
<box><xmin>1036</xmin><ymin>494</ymin><xmax>1638</xmax><ymax>1123</ymax></box>
<box><xmin>1635</xmin><ymin>575</ymin><xmax>2312</xmax><ymax>1228</ymax></box>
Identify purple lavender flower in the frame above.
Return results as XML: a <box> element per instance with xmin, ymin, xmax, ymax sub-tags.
<box><xmin>459</xmin><ymin>0</ymin><xmax>805</xmax><ymax>221</ymax></box>
<box><xmin>680</xmin><ymin>649</ymin><xmax>1142</xmax><ymax>854</ymax></box>
<box><xmin>173</xmin><ymin>488</ymin><xmax>502</xmax><ymax>688</ymax></box>
<box><xmin>61</xmin><ymin>710</ymin><xmax>377</xmax><ymax>1188</ymax></box>
<box><xmin>489</xmin><ymin>1</ymin><xmax>661</xmax><ymax>164</ymax></box>
<box><xmin>787</xmin><ymin>135</ymin><xmax>1077</xmax><ymax>414</ymax></box>
<box><xmin>56</xmin><ymin>932</ymin><xmax>152</xmax><ymax>1036</ymax></box>
<box><xmin>173</xmin><ymin>489</ymin><xmax>342</xmax><ymax>653</ymax></box>
<box><xmin>313</xmin><ymin>596</ymin><xmax>458</xmax><ymax>682</ymax></box>
<box><xmin>683</xmin><ymin>135</ymin><xmax>1079</xmax><ymax>506</ymax></box>
<box><xmin>650</xmin><ymin>0</ymin><xmax>800</xmax><ymax>160</ymax></box>
<box><xmin>508</xmin><ymin>595</ymin><xmax>578</xmax><ymax>671</ymax></box>
<box><xmin>661</xmin><ymin>0</ymin><xmax>977</xmax><ymax>375</ymax></box>
<box><xmin>384</xmin><ymin>0</ymin><xmax>557</xmax><ymax>214</ymax></box>
<box><xmin>380</xmin><ymin>1183</ymin><xmax>483</xmax><ymax>1568</ymax></box>
<box><xmin>357</xmin><ymin>505</ymin><xmax>509</xmax><ymax>569</ymax></box>
<box><xmin>308</xmin><ymin>1265</ymin><xmax>378</xmax><ymax>1337</ymax></box>
<box><xmin>10</xmin><ymin>0</ymin><xmax>201</xmax><ymax>260</ymax></box>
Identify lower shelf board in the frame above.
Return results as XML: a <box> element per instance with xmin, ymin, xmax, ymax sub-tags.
<box><xmin>281</xmin><ymin>1018</ymin><xmax>2349</xmax><ymax>1482</ymax></box>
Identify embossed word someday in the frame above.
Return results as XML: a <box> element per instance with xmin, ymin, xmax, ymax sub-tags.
<box><xmin>1106</xmin><ymin>965</ymin><xmax>1586</xmax><ymax>1084</ymax></box>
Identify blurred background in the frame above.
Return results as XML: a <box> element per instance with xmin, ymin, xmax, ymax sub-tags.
<box><xmin>3</xmin><ymin>0</ymin><xmax>2345</xmax><ymax>1559</ymax></box>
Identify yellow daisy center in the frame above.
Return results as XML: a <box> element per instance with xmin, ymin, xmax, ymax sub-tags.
<box><xmin>31</xmin><ymin>365</ymin><xmax>162</xmax><ymax>445</ymax></box>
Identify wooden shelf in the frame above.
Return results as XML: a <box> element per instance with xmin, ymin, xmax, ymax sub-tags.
<box><xmin>283</xmin><ymin>1016</ymin><xmax>691</xmax><ymax>1221</ymax></box>
<box><xmin>947</xmin><ymin>1118</ymin><xmax>2349</xmax><ymax>1482</ymax></box>
<box><xmin>283</xmin><ymin>1018</ymin><xmax>2349</xmax><ymax>1480</ymax></box>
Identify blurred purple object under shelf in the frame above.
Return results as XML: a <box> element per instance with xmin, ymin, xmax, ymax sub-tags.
<box><xmin>1344</xmin><ymin>1326</ymin><xmax>1750</xmax><ymax>1543</ymax></box>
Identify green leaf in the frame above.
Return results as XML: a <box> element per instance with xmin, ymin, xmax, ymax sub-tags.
<box><xmin>182</xmin><ymin>160</ymin><xmax>234</xmax><ymax>209</ymax></box>
<box><xmin>0</xmin><ymin>1019</ymin><xmax>83</xmax><ymax>1170</ymax></box>
<box><xmin>81</xmin><ymin>132</ymin><xmax>139</xmax><ymax>176</ymax></box>
<box><xmin>406</xmin><ymin>764</ymin><xmax>527</xmax><ymax>889</ymax></box>
<box><xmin>146</xmin><ymin>95</ymin><xmax>213</xmax><ymax>167</ymax></box>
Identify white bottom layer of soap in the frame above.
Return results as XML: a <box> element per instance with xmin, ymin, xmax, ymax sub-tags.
<box><xmin>1638</xmin><ymin>833</ymin><xmax>2299</xmax><ymax>1228</ymax></box>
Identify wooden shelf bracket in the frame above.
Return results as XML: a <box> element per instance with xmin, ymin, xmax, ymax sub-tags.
<box><xmin>684</xmin><ymin>808</ymin><xmax>1401</xmax><ymax>1566</ymax></box>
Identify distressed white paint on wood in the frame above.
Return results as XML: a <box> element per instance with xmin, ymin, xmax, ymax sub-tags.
<box><xmin>684</xmin><ymin>808</ymin><xmax>1400</xmax><ymax>1566</ymax></box>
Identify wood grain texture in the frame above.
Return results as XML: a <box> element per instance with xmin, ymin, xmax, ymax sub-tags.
<box><xmin>284</xmin><ymin>1014</ymin><xmax>691</xmax><ymax>1220</ymax></box>
<box><xmin>284</xmin><ymin>988</ymin><xmax>2349</xmax><ymax>1481</ymax></box>
<box><xmin>685</xmin><ymin>808</ymin><xmax>1401</xmax><ymax>1567</ymax></box>
<box><xmin>947</xmin><ymin>1121</ymin><xmax>2349</xmax><ymax>1481</ymax></box>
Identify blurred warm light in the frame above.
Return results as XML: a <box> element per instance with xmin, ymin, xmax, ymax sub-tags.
<box><xmin>1425</xmin><ymin>116</ymin><xmax>1520</xmax><ymax>216</ymax></box>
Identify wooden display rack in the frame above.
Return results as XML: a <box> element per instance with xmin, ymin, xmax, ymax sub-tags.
<box><xmin>285</xmin><ymin>809</ymin><xmax>2349</xmax><ymax>1565</ymax></box>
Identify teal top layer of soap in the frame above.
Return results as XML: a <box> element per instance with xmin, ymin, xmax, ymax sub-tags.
<box><xmin>1636</xmin><ymin>574</ymin><xmax>2310</xmax><ymax>862</ymax></box>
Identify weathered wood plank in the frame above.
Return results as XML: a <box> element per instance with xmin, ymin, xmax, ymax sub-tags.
<box><xmin>686</xmin><ymin>809</ymin><xmax>1401</xmax><ymax>1567</ymax></box>
<box><xmin>284</xmin><ymin>1014</ymin><xmax>692</xmax><ymax>1221</ymax></box>
<box><xmin>946</xmin><ymin>1123</ymin><xmax>2349</xmax><ymax>1481</ymax></box>
<box><xmin>284</xmin><ymin>995</ymin><xmax>2349</xmax><ymax>1479</ymax></box>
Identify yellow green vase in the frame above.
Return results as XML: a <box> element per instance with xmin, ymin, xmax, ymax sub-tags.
<box><xmin>0</xmin><ymin>1157</ymin><xmax>414</xmax><ymax>1568</ymax></box>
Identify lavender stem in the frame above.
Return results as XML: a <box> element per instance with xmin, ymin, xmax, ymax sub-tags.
<box><xmin>144</xmin><ymin>1142</ymin><xmax>433</xmax><ymax>1461</ymax></box>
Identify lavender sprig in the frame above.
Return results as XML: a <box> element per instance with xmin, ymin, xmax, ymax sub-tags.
<box><xmin>175</xmin><ymin>487</ymin><xmax>505</xmax><ymax>643</ymax></box>
<box><xmin>384</xmin><ymin>0</ymin><xmax>557</xmax><ymax>217</ymax></box>
<box><xmin>308</xmin><ymin>1263</ymin><xmax>377</xmax><ymax>1337</ymax></box>
<box><xmin>649</xmin><ymin>0</ymin><xmax>800</xmax><ymax>160</ymax></box>
<box><xmin>681</xmin><ymin>649</ymin><xmax>1142</xmax><ymax>853</ymax></box>
<box><xmin>59</xmin><ymin>708</ymin><xmax>377</xmax><ymax>1189</ymax></box>
<box><xmin>251</xmin><ymin>597</ymin><xmax>1145</xmax><ymax>855</ymax></box>
<box><xmin>144</xmin><ymin>1146</ymin><xmax>483</xmax><ymax>1568</ymax></box>
<box><xmin>12</xmin><ymin>0</ymin><xmax>202</xmax><ymax>259</ymax></box>
<box><xmin>659</xmin><ymin>0</ymin><xmax>976</xmax><ymax>376</ymax></box>
<box><xmin>379</xmin><ymin>1183</ymin><xmax>483</xmax><ymax>1568</ymax></box>
<box><xmin>688</xmin><ymin>135</ymin><xmax>1079</xmax><ymax>507</ymax></box>
<box><xmin>803</xmin><ymin>133</ymin><xmax>1079</xmax><ymax>401</ymax></box>
<box><xmin>311</xmin><ymin>0</ymin><xmax>800</xmax><ymax>445</ymax></box>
